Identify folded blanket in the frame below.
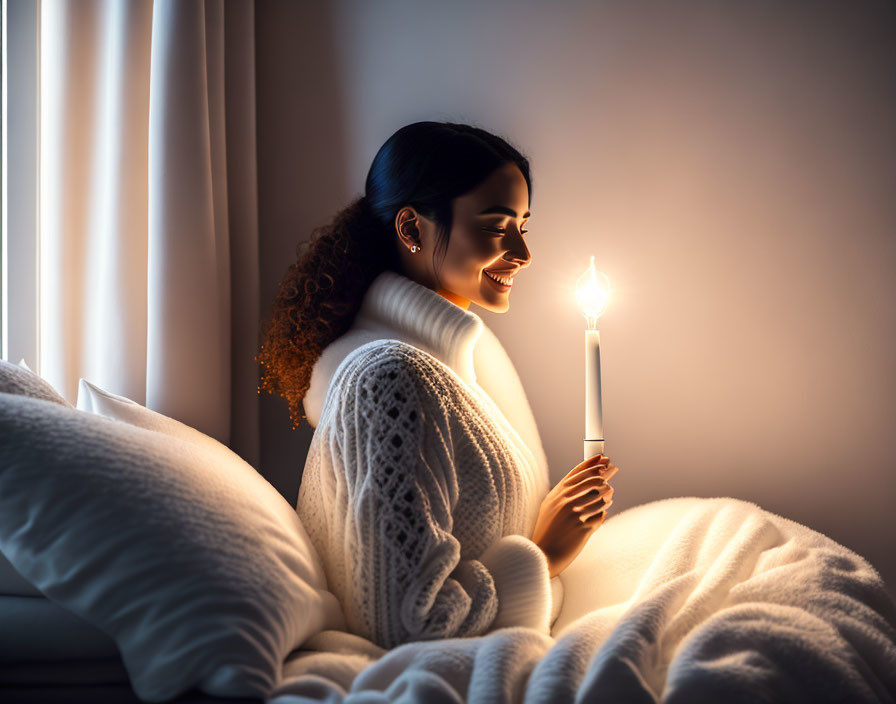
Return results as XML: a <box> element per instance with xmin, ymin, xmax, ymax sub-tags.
<box><xmin>267</xmin><ymin>497</ymin><xmax>896</xmax><ymax>703</ymax></box>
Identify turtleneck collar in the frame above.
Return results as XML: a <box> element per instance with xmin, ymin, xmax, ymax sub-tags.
<box><xmin>353</xmin><ymin>270</ymin><xmax>484</xmax><ymax>386</ymax></box>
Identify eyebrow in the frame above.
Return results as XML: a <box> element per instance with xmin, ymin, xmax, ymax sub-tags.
<box><xmin>477</xmin><ymin>206</ymin><xmax>531</xmax><ymax>219</ymax></box>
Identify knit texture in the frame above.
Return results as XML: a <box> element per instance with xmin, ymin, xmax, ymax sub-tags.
<box><xmin>298</xmin><ymin>270</ymin><xmax>563</xmax><ymax>649</ymax></box>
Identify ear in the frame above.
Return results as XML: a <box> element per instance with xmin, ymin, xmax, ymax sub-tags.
<box><xmin>394</xmin><ymin>206</ymin><xmax>421</xmax><ymax>248</ymax></box>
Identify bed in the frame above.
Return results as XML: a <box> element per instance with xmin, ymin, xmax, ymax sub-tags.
<box><xmin>2</xmin><ymin>361</ymin><xmax>895</xmax><ymax>703</ymax></box>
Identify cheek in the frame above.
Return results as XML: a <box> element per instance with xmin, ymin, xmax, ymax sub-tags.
<box><xmin>446</xmin><ymin>233</ymin><xmax>502</xmax><ymax>271</ymax></box>
<box><xmin>438</xmin><ymin>230</ymin><xmax>505</xmax><ymax>290</ymax></box>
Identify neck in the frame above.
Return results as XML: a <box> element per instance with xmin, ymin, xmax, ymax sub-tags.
<box><xmin>437</xmin><ymin>288</ymin><xmax>471</xmax><ymax>310</ymax></box>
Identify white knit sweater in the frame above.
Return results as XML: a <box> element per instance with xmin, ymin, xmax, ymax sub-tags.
<box><xmin>298</xmin><ymin>270</ymin><xmax>564</xmax><ymax>649</ymax></box>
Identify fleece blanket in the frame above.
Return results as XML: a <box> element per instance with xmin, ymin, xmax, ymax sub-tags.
<box><xmin>267</xmin><ymin>497</ymin><xmax>896</xmax><ymax>704</ymax></box>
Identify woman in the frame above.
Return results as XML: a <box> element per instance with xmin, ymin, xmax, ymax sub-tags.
<box><xmin>257</xmin><ymin>121</ymin><xmax>620</xmax><ymax>650</ymax></box>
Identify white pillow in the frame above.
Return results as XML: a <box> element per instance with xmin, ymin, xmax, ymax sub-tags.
<box><xmin>0</xmin><ymin>392</ymin><xmax>346</xmax><ymax>701</ymax></box>
<box><xmin>77</xmin><ymin>378</ymin><xmax>225</xmax><ymax>456</ymax></box>
<box><xmin>0</xmin><ymin>358</ymin><xmax>71</xmax><ymax>407</ymax></box>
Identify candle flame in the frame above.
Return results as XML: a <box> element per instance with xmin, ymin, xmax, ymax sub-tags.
<box><xmin>575</xmin><ymin>255</ymin><xmax>611</xmax><ymax>329</ymax></box>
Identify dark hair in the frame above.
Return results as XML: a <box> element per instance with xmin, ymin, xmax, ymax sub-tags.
<box><xmin>256</xmin><ymin>121</ymin><xmax>533</xmax><ymax>429</ymax></box>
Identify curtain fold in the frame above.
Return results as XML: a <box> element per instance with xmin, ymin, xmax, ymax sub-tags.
<box><xmin>38</xmin><ymin>0</ymin><xmax>260</xmax><ymax>469</ymax></box>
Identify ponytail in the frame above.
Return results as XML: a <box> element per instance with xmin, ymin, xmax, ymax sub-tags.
<box><xmin>258</xmin><ymin>120</ymin><xmax>533</xmax><ymax>430</ymax></box>
<box><xmin>256</xmin><ymin>195</ymin><xmax>399</xmax><ymax>430</ymax></box>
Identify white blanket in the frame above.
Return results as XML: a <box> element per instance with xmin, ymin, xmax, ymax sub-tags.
<box><xmin>267</xmin><ymin>497</ymin><xmax>896</xmax><ymax>703</ymax></box>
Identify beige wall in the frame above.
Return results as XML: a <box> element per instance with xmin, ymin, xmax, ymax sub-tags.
<box><xmin>255</xmin><ymin>0</ymin><xmax>896</xmax><ymax>598</ymax></box>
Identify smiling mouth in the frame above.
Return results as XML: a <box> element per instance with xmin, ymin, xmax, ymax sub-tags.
<box><xmin>484</xmin><ymin>270</ymin><xmax>514</xmax><ymax>289</ymax></box>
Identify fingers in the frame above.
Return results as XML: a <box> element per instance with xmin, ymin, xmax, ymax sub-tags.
<box><xmin>567</xmin><ymin>458</ymin><xmax>617</xmax><ymax>524</ymax></box>
<box><xmin>580</xmin><ymin>504</ymin><xmax>609</xmax><ymax>525</ymax></box>
<box><xmin>576</xmin><ymin>484</ymin><xmax>614</xmax><ymax>506</ymax></box>
<box><xmin>569</xmin><ymin>454</ymin><xmax>610</xmax><ymax>481</ymax></box>
<box><xmin>573</xmin><ymin>453</ymin><xmax>607</xmax><ymax>471</ymax></box>
<box><xmin>566</xmin><ymin>464</ymin><xmax>617</xmax><ymax>492</ymax></box>
<box><xmin>578</xmin><ymin>495</ymin><xmax>613</xmax><ymax>521</ymax></box>
<box><xmin>599</xmin><ymin>464</ymin><xmax>619</xmax><ymax>481</ymax></box>
<box><xmin>566</xmin><ymin>477</ymin><xmax>614</xmax><ymax>501</ymax></box>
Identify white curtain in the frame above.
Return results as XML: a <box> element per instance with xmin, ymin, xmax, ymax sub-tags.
<box><xmin>38</xmin><ymin>0</ymin><xmax>260</xmax><ymax>469</ymax></box>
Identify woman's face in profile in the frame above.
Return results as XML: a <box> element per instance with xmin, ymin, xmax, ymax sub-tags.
<box><xmin>398</xmin><ymin>162</ymin><xmax>532</xmax><ymax>313</ymax></box>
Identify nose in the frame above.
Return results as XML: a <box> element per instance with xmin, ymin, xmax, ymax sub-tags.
<box><xmin>506</xmin><ymin>230</ymin><xmax>532</xmax><ymax>268</ymax></box>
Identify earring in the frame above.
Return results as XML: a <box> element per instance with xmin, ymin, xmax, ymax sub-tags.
<box><xmin>411</xmin><ymin>244</ymin><xmax>420</xmax><ymax>253</ymax></box>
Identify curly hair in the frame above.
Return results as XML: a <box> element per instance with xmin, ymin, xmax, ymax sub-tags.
<box><xmin>257</xmin><ymin>121</ymin><xmax>532</xmax><ymax>430</ymax></box>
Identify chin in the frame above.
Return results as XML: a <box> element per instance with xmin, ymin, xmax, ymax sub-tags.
<box><xmin>475</xmin><ymin>276</ymin><xmax>513</xmax><ymax>312</ymax></box>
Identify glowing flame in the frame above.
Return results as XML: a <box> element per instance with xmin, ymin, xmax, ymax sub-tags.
<box><xmin>575</xmin><ymin>255</ymin><xmax>611</xmax><ymax>329</ymax></box>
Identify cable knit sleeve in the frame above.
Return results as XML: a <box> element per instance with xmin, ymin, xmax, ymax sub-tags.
<box><xmin>298</xmin><ymin>343</ymin><xmax>554</xmax><ymax>650</ymax></box>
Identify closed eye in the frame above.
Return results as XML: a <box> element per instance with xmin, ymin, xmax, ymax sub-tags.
<box><xmin>483</xmin><ymin>228</ymin><xmax>529</xmax><ymax>235</ymax></box>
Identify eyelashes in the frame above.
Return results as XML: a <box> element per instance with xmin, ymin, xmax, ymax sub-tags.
<box><xmin>483</xmin><ymin>228</ymin><xmax>529</xmax><ymax>235</ymax></box>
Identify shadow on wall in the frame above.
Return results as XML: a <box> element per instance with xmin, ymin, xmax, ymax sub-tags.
<box><xmin>255</xmin><ymin>0</ymin><xmax>350</xmax><ymax>506</ymax></box>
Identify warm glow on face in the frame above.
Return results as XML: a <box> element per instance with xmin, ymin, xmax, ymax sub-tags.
<box><xmin>575</xmin><ymin>255</ymin><xmax>611</xmax><ymax>328</ymax></box>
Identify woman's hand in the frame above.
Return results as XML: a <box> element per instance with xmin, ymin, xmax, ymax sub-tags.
<box><xmin>531</xmin><ymin>453</ymin><xmax>619</xmax><ymax>578</ymax></box>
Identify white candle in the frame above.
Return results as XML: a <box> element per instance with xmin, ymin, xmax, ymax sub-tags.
<box><xmin>575</xmin><ymin>256</ymin><xmax>611</xmax><ymax>462</ymax></box>
<box><xmin>584</xmin><ymin>329</ymin><xmax>604</xmax><ymax>460</ymax></box>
